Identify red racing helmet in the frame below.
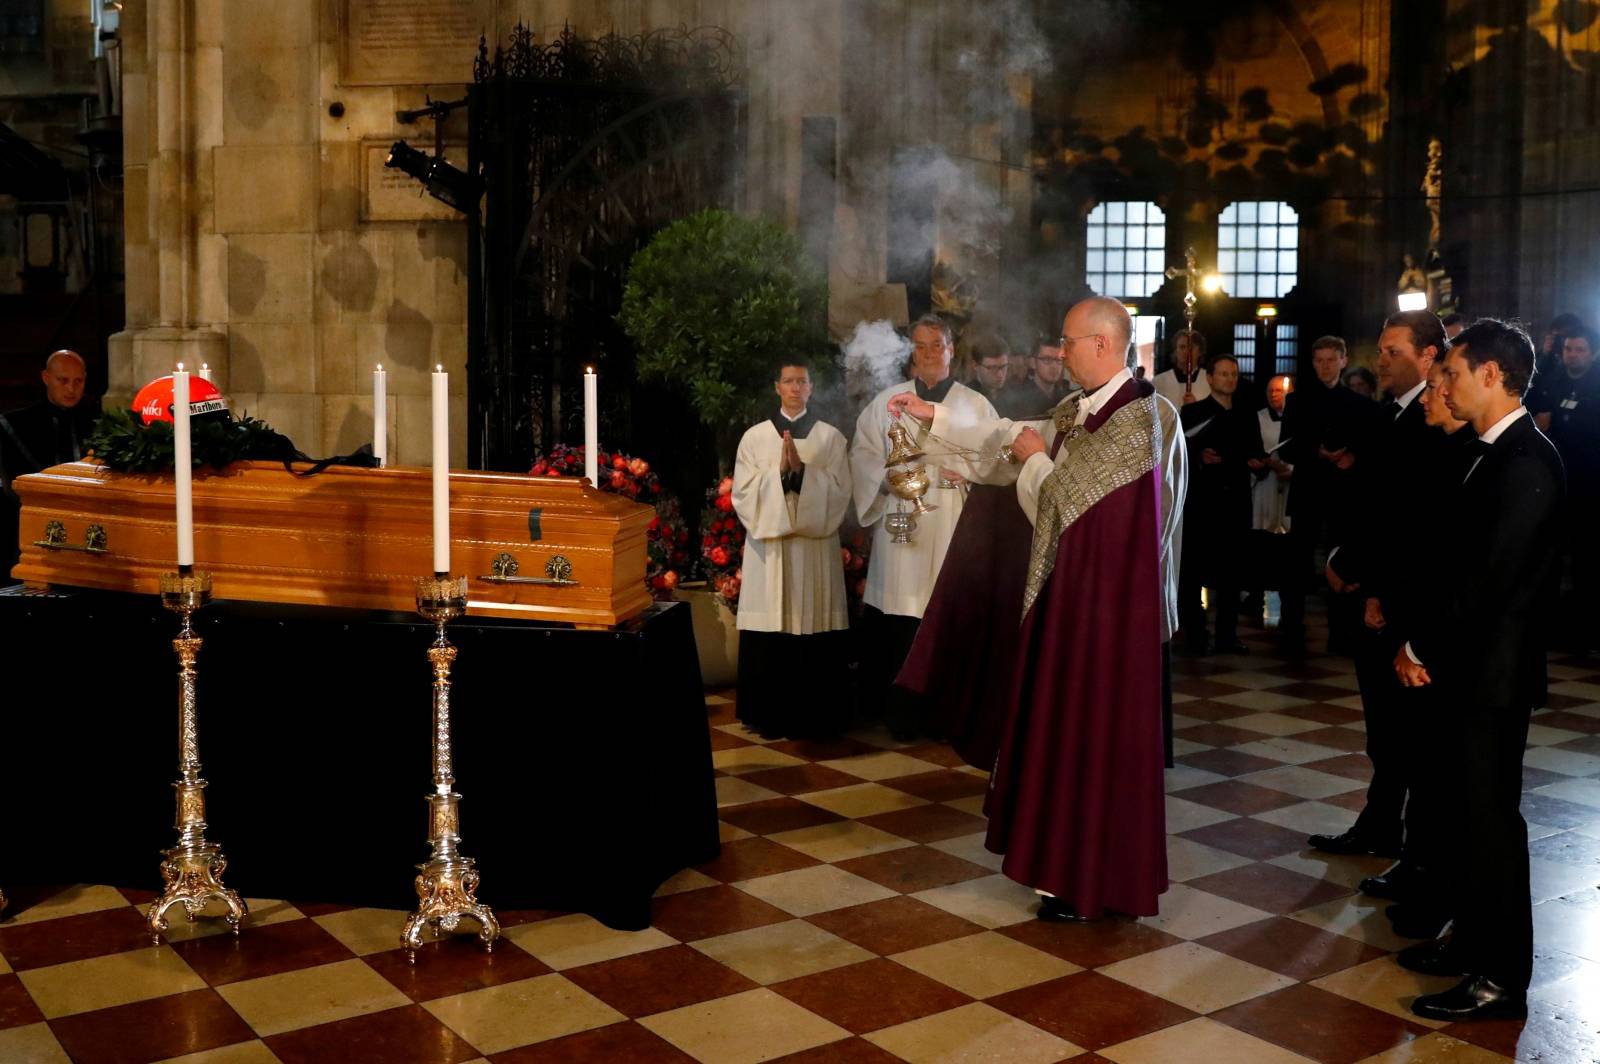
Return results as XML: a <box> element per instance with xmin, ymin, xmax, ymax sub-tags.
<box><xmin>132</xmin><ymin>374</ymin><xmax>230</xmax><ymax>425</ymax></box>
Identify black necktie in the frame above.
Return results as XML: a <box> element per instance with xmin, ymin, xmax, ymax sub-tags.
<box><xmin>1464</xmin><ymin>438</ymin><xmax>1493</xmax><ymax>482</ymax></box>
<box><xmin>1381</xmin><ymin>399</ymin><xmax>1401</xmax><ymax>421</ymax></box>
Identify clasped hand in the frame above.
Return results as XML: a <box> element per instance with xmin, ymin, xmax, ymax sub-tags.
<box><xmin>779</xmin><ymin>431</ymin><xmax>804</xmax><ymax>475</ymax></box>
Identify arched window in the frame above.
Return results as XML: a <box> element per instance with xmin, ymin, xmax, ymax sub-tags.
<box><xmin>1085</xmin><ymin>201</ymin><xmax>1166</xmax><ymax>298</ymax></box>
<box><xmin>1217</xmin><ymin>201</ymin><xmax>1299</xmax><ymax>299</ymax></box>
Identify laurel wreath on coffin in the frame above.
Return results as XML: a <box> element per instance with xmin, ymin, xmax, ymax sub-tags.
<box><xmin>86</xmin><ymin>406</ymin><xmax>379</xmax><ymax>476</ymax></box>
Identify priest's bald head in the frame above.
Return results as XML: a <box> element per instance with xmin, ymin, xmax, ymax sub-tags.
<box><xmin>1060</xmin><ymin>297</ymin><xmax>1132</xmax><ymax>392</ymax></box>
<box><xmin>42</xmin><ymin>349</ymin><xmax>87</xmax><ymax>410</ymax></box>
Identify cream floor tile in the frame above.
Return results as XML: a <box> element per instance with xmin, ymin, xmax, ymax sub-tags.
<box><xmin>1269</xmin><ymin>851</ymin><xmax>1393</xmax><ymax>891</ymax></box>
<box><xmin>1099</xmin><ymin>942</ymin><xmax>1296</xmax><ymax>1013</ymax></box>
<box><xmin>640</xmin><ymin>987</ymin><xmax>849</xmax><ymax>1064</ymax></box>
<box><xmin>712</xmin><ymin>745</ymin><xmax>809</xmax><ymax>775</ymax></box>
<box><xmin>1240</xmin><ymin>765</ymin><xmax>1365</xmax><ymax>799</ymax></box>
<box><xmin>1213</xmin><ymin>691</ymin><xmax>1312</xmax><ymax>713</ymax></box>
<box><xmin>796</xmin><ymin>782</ymin><xmax>929</xmax><ymax>818</ymax></box>
<box><xmin>311</xmin><ymin>908</ymin><xmax>413</xmax><ymax>956</ymax></box>
<box><xmin>1548</xmin><ymin>679</ymin><xmax>1600</xmax><ymax>700</ymax></box>
<box><xmin>155</xmin><ymin>1042</ymin><xmax>284</xmax><ymax>1064</ymax></box>
<box><xmin>705</xmin><ymin>693</ymin><xmax>734</xmax><ymax>705</ymax></box>
<box><xmin>846</xmin><ymin>726</ymin><xmax>921</xmax><ymax>750</ymax></box>
<box><xmin>1289</xmin><ymin>896</ymin><xmax>1413</xmax><ymax>952</ymax></box>
<box><xmin>20</xmin><ymin>944</ymin><xmax>207</xmax><ymax>1019</ymax></box>
<box><xmin>1523</xmin><ymin>745</ymin><xmax>1600</xmax><ymax>777</ymax></box>
<box><xmin>691</xmin><ymin>919</ymin><xmax>873</xmax><ymax>985</ymax></box>
<box><xmin>1166</xmin><ymin>764</ymin><xmax>1230</xmax><ymax>792</ymax></box>
<box><xmin>217</xmin><ymin>959</ymin><xmax>410</xmax><ymax>1037</ymax></box>
<box><xmin>1346</xmin><ymin>720</ymin><xmax>1368</xmax><ymax>733</ymax></box>
<box><xmin>1353</xmin><ymin>1031</ymin><xmax>1516</xmax><ymax>1063</ymax></box>
<box><xmin>1167</xmin><ymin>835</ymin><xmax>1256</xmax><ymax>882</ymax></box>
<box><xmin>1171</xmin><ymin>691</ymin><xmax>1198</xmax><ymax>703</ymax></box>
<box><xmin>1172</xmin><ymin>737</ymin><xmax>1212</xmax><ymax>757</ymax></box>
<box><xmin>955</xmin><ymin>764</ymin><xmax>989</xmax><ymax>778</ymax></box>
<box><xmin>929</xmin><ymin>832</ymin><xmax>1005</xmax><ymax>872</ymax></box>
<box><xmin>1254</xmin><ymin>800</ymin><xmax>1362</xmax><ymax>838</ymax></box>
<box><xmin>767</xmin><ymin>820</ymin><xmax>917</xmax><ymax>863</ymax></box>
<box><xmin>720</xmin><ymin>820</ymin><xmax>755</xmax><ymax>842</ymax></box>
<box><xmin>503</xmin><ymin>913</ymin><xmax>675</xmax><ymax>970</ymax></box>
<box><xmin>1166</xmin><ymin>795</ymin><xmax>1240</xmax><ymax>832</ymax></box>
<box><xmin>0</xmin><ymin>1024</ymin><xmax>71</xmax><ymax>1064</ymax></box>
<box><xmin>912</xmin><ymin>874</ymin><xmax>1038</xmax><ymax>929</ymax></box>
<box><xmin>160</xmin><ymin>898</ymin><xmax>304</xmax><ymax>943</ymax></box>
<box><xmin>735</xmin><ymin>864</ymin><xmax>897</xmax><ymax>916</ymax></box>
<box><xmin>0</xmin><ymin>948</ymin><xmax>10</xmax><ymax>974</ymax></box>
<box><xmin>865</xmin><ymin>1001</ymin><xmax>1081</xmax><ymax>1064</ymax></box>
<box><xmin>1138</xmin><ymin>882</ymin><xmax>1272</xmax><ymax>940</ymax></box>
<box><xmin>1207</xmin><ymin>670</ymin><xmax>1298</xmax><ymax>690</ymax></box>
<box><xmin>1230</xmin><ymin>737</ymin><xmax>1345</xmax><ymax>765</ymax></box>
<box><xmin>423</xmin><ymin>973</ymin><xmax>624</xmax><ymax>1055</ymax></box>
<box><xmin>818</xmin><ymin>750</ymin><xmax>945</xmax><ymax>781</ymax></box>
<box><xmin>892</xmin><ymin>930</ymin><xmax>1079</xmax><ymax>998</ymax></box>
<box><xmin>1100</xmin><ymin>1017</ymin><xmax>1316</xmax><ymax>1064</ymax></box>
<box><xmin>1312</xmin><ymin>957</ymin><xmax>1458</xmax><ymax>1030</ymax></box>
<box><xmin>1525</xmin><ymin>723</ymin><xmax>1586</xmax><ymax>746</ymax></box>
<box><xmin>655</xmin><ymin>867</ymin><xmax>721</xmax><ymax>897</ymax></box>
<box><xmin>4</xmin><ymin>884</ymin><xmax>130</xmax><ymax>926</ymax></box>
<box><xmin>717</xmin><ymin>776</ymin><xmax>783</xmax><ymax>808</ymax></box>
<box><xmin>1534</xmin><ymin>777</ymin><xmax>1600</xmax><ymax>810</ymax></box>
<box><xmin>1218</xmin><ymin>712</ymin><xmax>1324</xmax><ymax>736</ymax></box>
<box><xmin>1525</xmin><ymin>821</ymin><xmax>1563</xmax><ymax>842</ymax></box>
<box><xmin>1171</xmin><ymin>713</ymin><xmax>1209</xmax><ymax>730</ymax></box>
<box><xmin>943</xmin><ymin>794</ymin><xmax>988</xmax><ymax>816</ymax></box>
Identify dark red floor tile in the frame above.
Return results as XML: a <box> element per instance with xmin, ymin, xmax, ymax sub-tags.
<box><xmin>1521</xmin><ymin>792</ymin><xmax>1600</xmax><ymax>830</ymax></box>
<box><xmin>1198</xmin><ymin>916</ymin><xmax>1388</xmax><ymax>981</ymax></box>
<box><xmin>772</xmin><ymin>957</ymin><xmax>971</xmax><ymax>1033</ymax></box>
<box><xmin>1541</xmin><ymin>692</ymin><xmax>1594</xmax><ymax>711</ymax></box>
<box><xmin>169</xmin><ymin>915</ymin><xmax>353</xmax><ymax>987</ymax></box>
<box><xmin>1174</xmin><ymin>722</ymin><xmax>1277</xmax><ymax>748</ymax></box>
<box><xmin>1171</xmin><ymin>699</ymin><xmax>1262</xmax><ymax>722</ymax></box>
<box><xmin>989</xmin><ymin>971</ymin><xmax>1195</xmax><ymax>1050</ymax></box>
<box><xmin>1170</xmin><ymin>678</ymin><xmax>1248</xmax><ymax>698</ymax></box>
<box><xmin>857</xmin><ymin>804</ymin><xmax>987</xmax><ymax>843</ymax></box>
<box><xmin>895</xmin><ymin>742</ymin><xmax>972</xmax><ymax>769</ymax></box>
<box><xmin>805</xmin><ymin>896</ymin><xmax>984</xmax><ymax>955</ymax></box>
<box><xmin>364</xmin><ymin>935</ymin><xmax>551</xmax><ymax>1003</ymax></box>
<box><xmin>563</xmin><ymin>944</ymin><xmax>756</xmax><ymax>1018</ymax></box>
<box><xmin>291</xmin><ymin>901</ymin><xmax>357</xmax><ymax>918</ymax></box>
<box><xmin>834</xmin><ymin>846</ymin><xmax>992</xmax><ymax>894</ymax></box>
<box><xmin>708</xmin><ymin>728</ymin><xmax>755</xmax><ymax>751</ymax></box>
<box><xmin>491</xmin><ymin>1020</ymin><xmax>696</xmax><ymax>1062</ymax></box>
<box><xmin>0</xmin><ymin>973</ymin><xmax>44</xmax><ymax>1030</ymax></box>
<box><xmin>716</xmin><ymin>799</ymin><xmax>846</xmax><ymax>837</ymax></box>
<box><xmin>1177</xmin><ymin>748</ymin><xmax>1291</xmax><ymax>778</ymax></box>
<box><xmin>1170</xmin><ymin>780</ymin><xmax>1305</xmax><ymax>816</ymax></box>
<box><xmin>694</xmin><ymin>837</ymin><xmax>823</xmax><ymax>882</ymax></box>
<box><xmin>1302</xmin><ymin>753</ymin><xmax>1376</xmax><ymax>783</ymax></box>
<box><xmin>1276</xmin><ymin>689</ymin><xmax>1363</xmax><ymax>712</ymax></box>
<box><xmin>768</xmin><ymin>1037</ymin><xmax>905</xmax><ymax>1062</ymax></box>
<box><xmin>1186</xmin><ymin>863</ymin><xmax>1352</xmax><ymax>915</ymax></box>
<box><xmin>1322</xmin><ymin>789</ymin><xmax>1373</xmax><ymax>813</ymax></box>
<box><xmin>1179</xmin><ymin>818</ymin><xmax>1312</xmax><ymax>860</ymax></box>
<box><xmin>768</xmin><ymin>736</ymin><xmax>881</xmax><ymax>761</ymax></box>
<box><xmin>0</xmin><ymin>905</ymin><xmax>153</xmax><ymax>971</ymax></box>
<box><xmin>707</xmin><ymin>701</ymin><xmax>738</xmax><ymax>725</ymax></box>
<box><xmin>1210</xmin><ymin>983</ymin><xmax>1431</xmax><ymax>1064</ymax></box>
<box><xmin>881</xmin><ymin>770</ymin><xmax>989</xmax><ymax>803</ymax></box>
<box><xmin>1291</xmin><ymin>726</ymin><xmax>1371</xmax><ymax>754</ymax></box>
<box><xmin>996</xmin><ymin>916</ymin><xmax>1183</xmax><ymax>968</ymax></box>
<box><xmin>1535</xmin><ymin>710</ymin><xmax>1600</xmax><ymax>734</ymax></box>
<box><xmin>738</xmin><ymin>764</ymin><xmax>864</xmax><ymax>796</ymax></box>
<box><xmin>48</xmin><ymin>988</ymin><xmax>255</xmax><ymax>1064</ymax></box>
<box><xmin>116</xmin><ymin>887</ymin><xmax>158</xmax><ymax>906</ymax></box>
<box><xmin>265</xmin><ymin>1003</ymin><xmax>478</xmax><ymax>1064</ymax></box>
<box><xmin>648</xmin><ymin>884</ymin><xmax>790</xmax><ymax>942</ymax></box>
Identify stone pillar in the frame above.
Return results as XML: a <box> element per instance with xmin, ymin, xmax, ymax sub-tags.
<box><xmin>108</xmin><ymin>0</ymin><xmax>228</xmax><ymax>405</ymax></box>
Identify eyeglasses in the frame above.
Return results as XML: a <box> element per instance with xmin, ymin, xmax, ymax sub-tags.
<box><xmin>1057</xmin><ymin>333</ymin><xmax>1101</xmax><ymax>350</ymax></box>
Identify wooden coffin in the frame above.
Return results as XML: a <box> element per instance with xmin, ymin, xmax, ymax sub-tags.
<box><xmin>10</xmin><ymin>461</ymin><xmax>654</xmax><ymax>627</ymax></box>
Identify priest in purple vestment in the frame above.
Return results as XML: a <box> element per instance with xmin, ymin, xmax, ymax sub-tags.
<box><xmin>888</xmin><ymin>297</ymin><xmax>1186</xmax><ymax>920</ymax></box>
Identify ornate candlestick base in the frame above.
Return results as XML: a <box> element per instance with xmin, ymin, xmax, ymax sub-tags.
<box><xmin>402</xmin><ymin>575</ymin><xmax>499</xmax><ymax>961</ymax></box>
<box><xmin>149</xmin><ymin>571</ymin><xmax>247</xmax><ymax>943</ymax></box>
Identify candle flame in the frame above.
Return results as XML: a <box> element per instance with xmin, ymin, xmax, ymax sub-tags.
<box><xmin>585</xmin><ymin>365</ymin><xmax>595</xmax><ymax>374</ymax></box>
<box><xmin>435</xmin><ymin>364</ymin><xmax>444</xmax><ymax>373</ymax></box>
<box><xmin>376</xmin><ymin>364</ymin><xmax>383</xmax><ymax>371</ymax></box>
<box><xmin>176</xmin><ymin>362</ymin><xmax>185</xmax><ymax>371</ymax></box>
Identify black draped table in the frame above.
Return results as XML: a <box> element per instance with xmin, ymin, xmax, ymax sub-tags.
<box><xmin>1</xmin><ymin>588</ymin><xmax>719</xmax><ymax>930</ymax></box>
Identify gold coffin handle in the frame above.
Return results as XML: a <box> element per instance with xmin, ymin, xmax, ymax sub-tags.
<box><xmin>478</xmin><ymin>552</ymin><xmax>578</xmax><ymax>587</ymax></box>
<box><xmin>33</xmin><ymin>520</ymin><xmax>109</xmax><ymax>554</ymax></box>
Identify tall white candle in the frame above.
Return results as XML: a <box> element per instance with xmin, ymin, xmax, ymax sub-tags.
<box><xmin>173</xmin><ymin>366</ymin><xmax>195</xmax><ymax>568</ymax></box>
<box><xmin>584</xmin><ymin>367</ymin><xmax>599</xmax><ymax>488</ymax></box>
<box><xmin>373</xmin><ymin>365</ymin><xmax>387</xmax><ymax>467</ymax></box>
<box><xmin>431</xmin><ymin>365</ymin><xmax>449</xmax><ymax>574</ymax></box>
<box><xmin>198</xmin><ymin>363</ymin><xmax>213</xmax><ymax>383</ymax></box>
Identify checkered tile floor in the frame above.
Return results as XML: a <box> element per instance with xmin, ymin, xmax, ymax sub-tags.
<box><xmin>4</xmin><ymin>620</ymin><xmax>1600</xmax><ymax>1063</ymax></box>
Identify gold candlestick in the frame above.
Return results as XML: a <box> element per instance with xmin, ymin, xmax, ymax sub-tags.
<box><xmin>402</xmin><ymin>575</ymin><xmax>499</xmax><ymax>960</ymax></box>
<box><xmin>148</xmin><ymin>570</ymin><xmax>247</xmax><ymax>943</ymax></box>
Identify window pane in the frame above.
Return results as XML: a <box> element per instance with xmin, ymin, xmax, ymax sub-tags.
<box><xmin>1086</xmin><ymin>273</ymin><xmax>1103</xmax><ymax>294</ymax></box>
<box><xmin>1280</xmin><ymin>204</ymin><xmax>1299</xmax><ymax>224</ymax></box>
<box><xmin>1280</xmin><ymin>226</ymin><xmax>1299</xmax><ymax>249</ymax></box>
<box><xmin>1260</xmin><ymin>201</ymin><xmax>1278</xmax><ymax>224</ymax></box>
<box><xmin>1088</xmin><ymin>203</ymin><xmax>1109</xmax><ymax>224</ymax></box>
<box><xmin>1218</xmin><ymin>250</ymin><xmax>1236</xmax><ymax>272</ymax></box>
<box><xmin>1145</xmin><ymin>249</ymin><xmax>1164</xmax><ymax>272</ymax></box>
<box><xmin>1220</xmin><ymin>203</ymin><xmax>1238</xmax><ymax>225</ymax></box>
<box><xmin>1127</xmin><ymin>201</ymin><xmax>1145</xmax><ymax>223</ymax></box>
<box><xmin>1124</xmin><ymin>273</ymin><xmax>1140</xmax><ymax>295</ymax></box>
<box><xmin>1107</xmin><ymin>249</ymin><xmax>1125</xmax><ymax>272</ymax></box>
<box><xmin>1238</xmin><ymin>276</ymin><xmax>1256</xmax><ymax>298</ymax></box>
<box><xmin>1146</xmin><ymin>225</ymin><xmax>1166</xmax><ymax>249</ymax></box>
<box><xmin>1219</xmin><ymin>225</ymin><xmax>1236</xmax><ymax>250</ymax></box>
<box><xmin>1087</xmin><ymin>250</ymin><xmax>1105</xmax><ymax>272</ymax></box>
<box><xmin>1087</xmin><ymin>226</ymin><xmax>1105</xmax><ymax>248</ymax></box>
<box><xmin>1239</xmin><ymin>202</ymin><xmax>1258</xmax><ymax>223</ymax></box>
<box><xmin>1239</xmin><ymin>251</ymin><xmax>1257</xmax><ymax>273</ymax></box>
<box><xmin>1108</xmin><ymin>202</ymin><xmax>1126</xmax><ymax>223</ymax></box>
<box><xmin>1259</xmin><ymin>251</ymin><xmax>1277</xmax><ymax>274</ymax></box>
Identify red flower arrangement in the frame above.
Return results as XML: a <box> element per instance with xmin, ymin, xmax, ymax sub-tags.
<box><xmin>530</xmin><ymin>444</ymin><xmax>689</xmax><ymax>598</ymax></box>
<box><xmin>702</xmin><ymin>475</ymin><xmax>746</xmax><ymax>611</ymax></box>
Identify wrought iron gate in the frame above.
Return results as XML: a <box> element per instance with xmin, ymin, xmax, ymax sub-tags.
<box><xmin>468</xmin><ymin>26</ymin><xmax>744</xmax><ymax>472</ymax></box>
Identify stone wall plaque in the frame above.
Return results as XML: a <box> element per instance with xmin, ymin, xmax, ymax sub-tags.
<box><xmin>342</xmin><ymin>0</ymin><xmax>492</xmax><ymax>86</ymax></box>
<box><xmin>360</xmin><ymin>140</ymin><xmax>470</xmax><ymax>222</ymax></box>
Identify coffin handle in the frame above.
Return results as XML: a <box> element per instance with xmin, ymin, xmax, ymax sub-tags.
<box><xmin>479</xmin><ymin>552</ymin><xmax>578</xmax><ymax>587</ymax></box>
<box><xmin>33</xmin><ymin>520</ymin><xmax>109</xmax><ymax>554</ymax></box>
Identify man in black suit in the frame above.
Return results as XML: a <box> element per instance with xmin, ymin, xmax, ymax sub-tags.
<box><xmin>1</xmin><ymin>350</ymin><xmax>100</xmax><ymax>583</ymax></box>
<box><xmin>1394</xmin><ymin>319</ymin><xmax>1564</xmax><ymax>1022</ymax></box>
<box><xmin>1309</xmin><ymin>312</ymin><xmax>1447</xmax><ymax>873</ymax></box>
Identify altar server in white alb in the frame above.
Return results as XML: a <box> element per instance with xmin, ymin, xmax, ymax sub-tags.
<box><xmin>851</xmin><ymin>314</ymin><xmax>997</xmax><ymax>739</ymax></box>
<box><xmin>733</xmin><ymin>358</ymin><xmax>853</xmax><ymax>739</ymax></box>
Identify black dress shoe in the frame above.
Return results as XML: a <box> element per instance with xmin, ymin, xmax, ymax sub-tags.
<box><xmin>1214</xmin><ymin>641</ymin><xmax>1249</xmax><ymax>655</ymax></box>
<box><xmin>1037</xmin><ymin>895</ymin><xmax>1091</xmax><ymax>922</ymax></box>
<box><xmin>1359</xmin><ymin>862</ymin><xmax>1423</xmax><ymax>901</ymax></box>
<box><xmin>1411</xmin><ymin>975</ymin><xmax>1527</xmax><ymax>1021</ymax></box>
<box><xmin>1397</xmin><ymin>939</ymin><xmax>1465</xmax><ymax>977</ymax></box>
<box><xmin>1307</xmin><ymin>830</ymin><xmax>1401</xmax><ymax>858</ymax></box>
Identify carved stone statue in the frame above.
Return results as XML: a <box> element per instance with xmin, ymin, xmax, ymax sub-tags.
<box><xmin>1398</xmin><ymin>253</ymin><xmax>1427</xmax><ymax>294</ymax></box>
<box><xmin>1422</xmin><ymin>137</ymin><xmax>1443</xmax><ymax>250</ymax></box>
